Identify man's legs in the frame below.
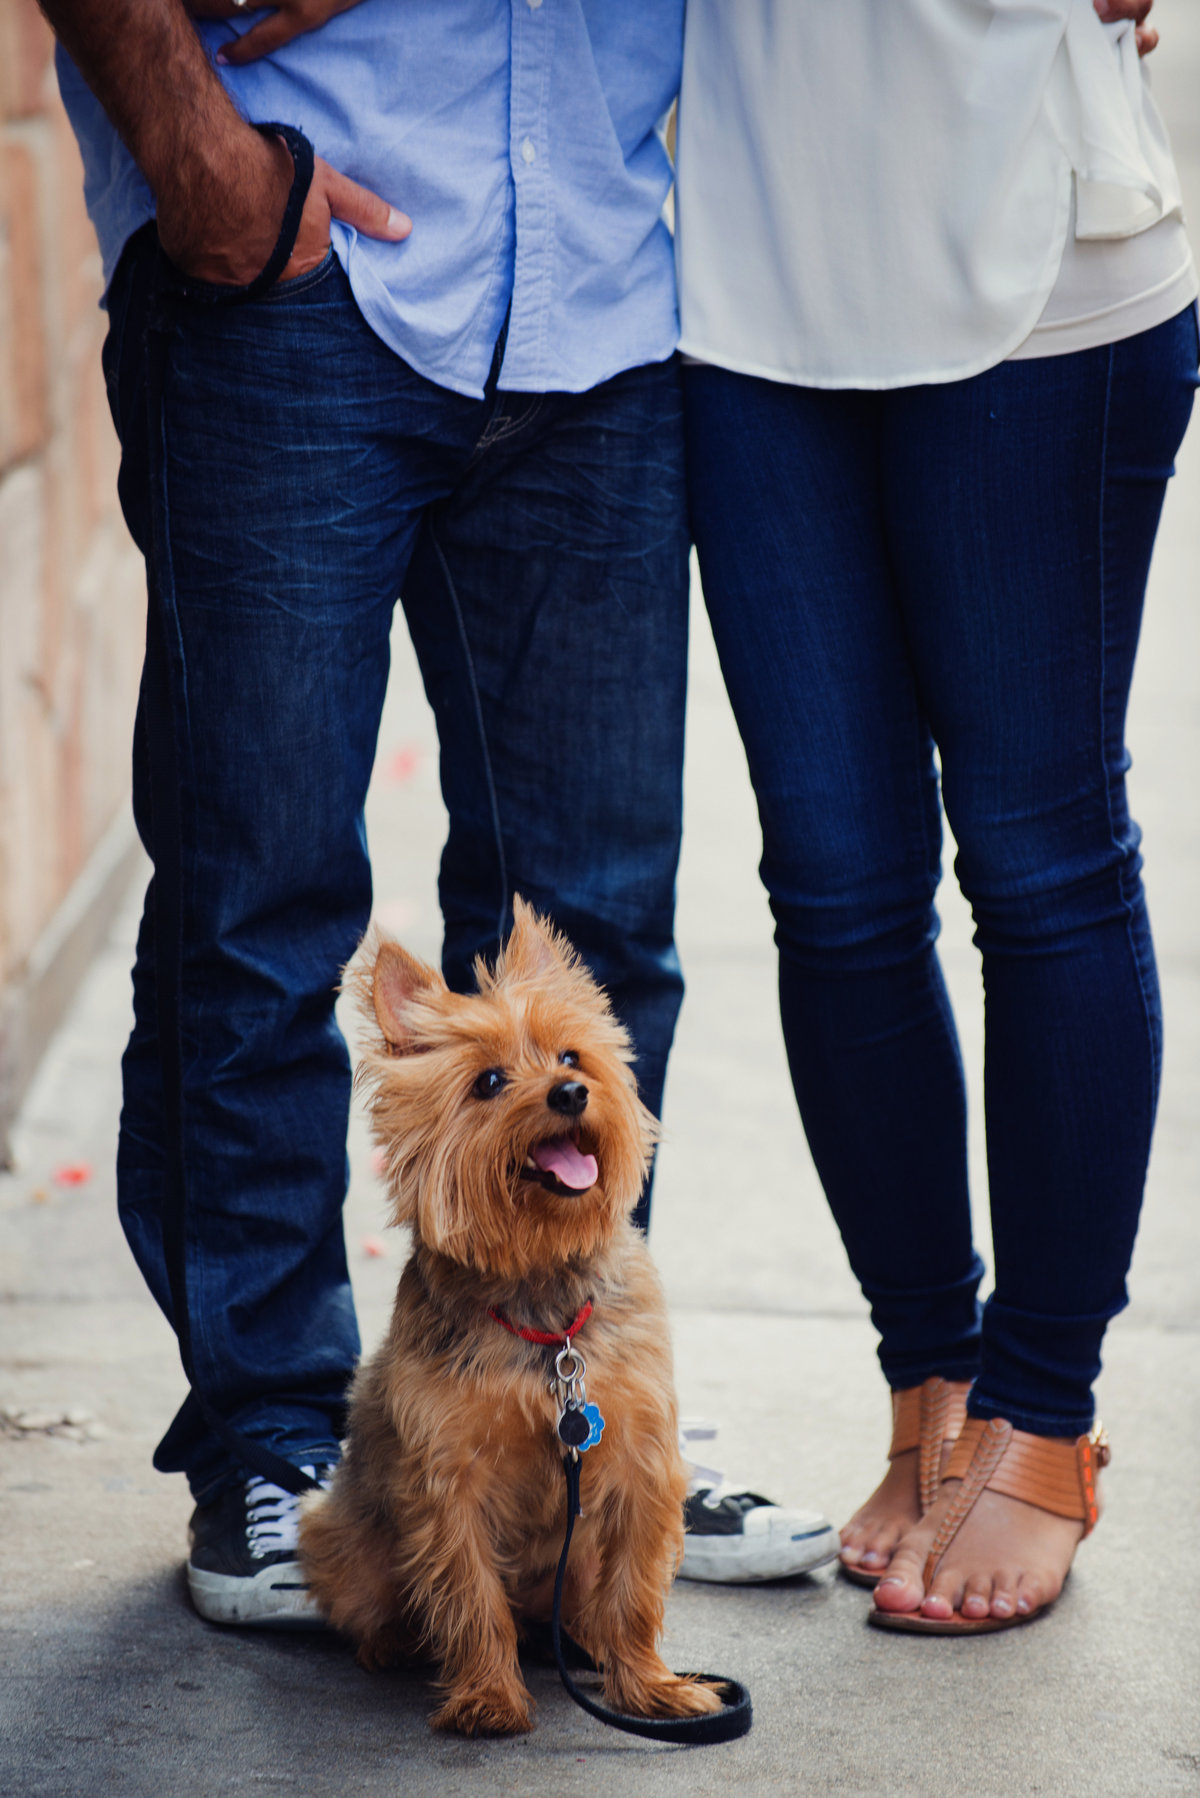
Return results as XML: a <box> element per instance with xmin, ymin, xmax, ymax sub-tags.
<box><xmin>104</xmin><ymin>236</ymin><xmax>483</xmax><ymax>1529</ymax></box>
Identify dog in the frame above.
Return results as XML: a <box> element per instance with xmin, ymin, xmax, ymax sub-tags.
<box><xmin>299</xmin><ymin>899</ymin><xmax>723</xmax><ymax>1737</ymax></box>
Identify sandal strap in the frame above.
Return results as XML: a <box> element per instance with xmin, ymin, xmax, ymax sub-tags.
<box><xmin>943</xmin><ymin>1417</ymin><xmax>1109</xmax><ymax>1532</ymax></box>
<box><xmin>921</xmin><ymin>1417</ymin><xmax>1013</xmax><ymax>1590</ymax></box>
<box><xmin>924</xmin><ymin>1417</ymin><xmax>1111</xmax><ymax>1587</ymax></box>
<box><xmin>889</xmin><ymin>1378</ymin><xmax>972</xmax><ymax>1513</ymax></box>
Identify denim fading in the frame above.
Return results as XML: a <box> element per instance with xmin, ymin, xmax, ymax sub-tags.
<box><xmin>684</xmin><ymin>306</ymin><xmax>1199</xmax><ymax>1437</ymax></box>
<box><xmin>103</xmin><ymin>230</ymin><xmax>689</xmax><ymax>1501</ymax></box>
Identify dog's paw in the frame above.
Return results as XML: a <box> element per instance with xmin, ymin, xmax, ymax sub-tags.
<box><xmin>607</xmin><ymin>1672</ymin><xmax>725</xmax><ymax>1720</ymax></box>
<box><xmin>430</xmin><ymin>1686</ymin><xmax>534</xmax><ymax>1737</ymax></box>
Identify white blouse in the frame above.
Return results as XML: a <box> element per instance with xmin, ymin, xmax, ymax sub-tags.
<box><xmin>676</xmin><ymin>0</ymin><xmax>1197</xmax><ymax>388</ymax></box>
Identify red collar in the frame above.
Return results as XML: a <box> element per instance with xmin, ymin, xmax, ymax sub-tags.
<box><xmin>488</xmin><ymin>1298</ymin><xmax>593</xmax><ymax>1347</ymax></box>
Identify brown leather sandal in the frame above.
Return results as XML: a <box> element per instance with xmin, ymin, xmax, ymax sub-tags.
<box><xmin>869</xmin><ymin>1416</ymin><xmax>1110</xmax><ymax>1633</ymax></box>
<box><xmin>840</xmin><ymin>1376</ymin><xmax>971</xmax><ymax>1587</ymax></box>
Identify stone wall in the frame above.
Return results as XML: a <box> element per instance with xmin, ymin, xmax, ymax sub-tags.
<box><xmin>0</xmin><ymin>0</ymin><xmax>144</xmax><ymax>1152</ymax></box>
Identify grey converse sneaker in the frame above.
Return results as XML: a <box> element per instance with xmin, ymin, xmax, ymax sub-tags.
<box><xmin>186</xmin><ymin>1465</ymin><xmax>333</xmax><ymax>1627</ymax></box>
<box><xmin>677</xmin><ymin>1424</ymin><xmax>839</xmax><ymax>1584</ymax></box>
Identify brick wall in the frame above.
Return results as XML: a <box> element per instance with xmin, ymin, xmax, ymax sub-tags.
<box><xmin>0</xmin><ymin>0</ymin><xmax>144</xmax><ymax>1145</ymax></box>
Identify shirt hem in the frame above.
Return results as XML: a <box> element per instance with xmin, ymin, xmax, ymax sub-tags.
<box><xmin>677</xmin><ymin>163</ymin><xmax>1075</xmax><ymax>392</ymax></box>
<box><xmin>1007</xmin><ymin>253</ymin><xmax>1198</xmax><ymax>360</ymax></box>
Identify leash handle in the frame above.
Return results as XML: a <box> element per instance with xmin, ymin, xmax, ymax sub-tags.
<box><xmin>550</xmin><ymin>1455</ymin><xmax>753</xmax><ymax>1746</ymax></box>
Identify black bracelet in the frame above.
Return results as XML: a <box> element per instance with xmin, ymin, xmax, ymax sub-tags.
<box><xmin>245</xmin><ymin>122</ymin><xmax>316</xmax><ymax>296</ymax></box>
<box><xmin>163</xmin><ymin>121</ymin><xmax>316</xmax><ymax>305</ymax></box>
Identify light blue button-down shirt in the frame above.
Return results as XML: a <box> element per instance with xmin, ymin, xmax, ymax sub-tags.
<box><xmin>57</xmin><ymin>0</ymin><xmax>682</xmax><ymax>398</ymax></box>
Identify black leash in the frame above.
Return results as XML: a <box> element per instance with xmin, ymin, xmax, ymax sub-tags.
<box><xmin>550</xmin><ymin>1453</ymin><xmax>752</xmax><ymax>1746</ymax></box>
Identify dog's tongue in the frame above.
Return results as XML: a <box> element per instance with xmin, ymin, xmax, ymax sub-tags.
<box><xmin>531</xmin><ymin>1138</ymin><xmax>598</xmax><ymax>1191</ymax></box>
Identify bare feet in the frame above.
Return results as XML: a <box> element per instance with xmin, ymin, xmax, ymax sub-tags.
<box><xmin>872</xmin><ymin>1482</ymin><xmax>1084</xmax><ymax>1625</ymax></box>
<box><xmin>838</xmin><ymin>1438</ymin><xmax>955</xmax><ymax>1581</ymax></box>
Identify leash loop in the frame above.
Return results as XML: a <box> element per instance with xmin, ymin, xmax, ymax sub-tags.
<box><xmin>550</xmin><ymin>1454</ymin><xmax>753</xmax><ymax>1745</ymax></box>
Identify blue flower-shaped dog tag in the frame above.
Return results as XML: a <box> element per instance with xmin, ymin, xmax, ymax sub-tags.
<box><xmin>580</xmin><ymin>1402</ymin><xmax>605</xmax><ymax>1452</ymax></box>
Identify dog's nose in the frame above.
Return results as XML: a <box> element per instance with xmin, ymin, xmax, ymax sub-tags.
<box><xmin>547</xmin><ymin>1080</ymin><xmax>588</xmax><ymax>1117</ymax></box>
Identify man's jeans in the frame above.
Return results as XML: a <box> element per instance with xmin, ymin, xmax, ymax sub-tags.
<box><xmin>685</xmin><ymin>307</ymin><xmax>1198</xmax><ymax>1437</ymax></box>
<box><xmin>103</xmin><ymin>230</ymin><xmax>689</xmax><ymax>1500</ymax></box>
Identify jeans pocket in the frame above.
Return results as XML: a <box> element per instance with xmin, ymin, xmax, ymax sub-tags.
<box><xmin>165</xmin><ymin>244</ymin><xmax>338</xmax><ymax>309</ymax></box>
<box><xmin>102</xmin><ymin>223</ymin><xmax>159</xmax><ymax>439</ymax></box>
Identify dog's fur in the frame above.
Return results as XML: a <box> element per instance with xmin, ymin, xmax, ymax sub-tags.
<box><xmin>299</xmin><ymin>899</ymin><xmax>722</xmax><ymax>1736</ymax></box>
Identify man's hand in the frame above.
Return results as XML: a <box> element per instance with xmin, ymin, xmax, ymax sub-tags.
<box><xmin>38</xmin><ymin>0</ymin><xmax>409</xmax><ymax>288</ymax></box>
<box><xmin>185</xmin><ymin>0</ymin><xmax>365</xmax><ymax>67</ymax></box>
<box><xmin>272</xmin><ymin>150</ymin><xmax>412</xmax><ymax>285</ymax></box>
<box><xmin>158</xmin><ymin>136</ymin><xmax>412</xmax><ymax>286</ymax></box>
<box><xmin>1094</xmin><ymin>0</ymin><xmax>1158</xmax><ymax>57</ymax></box>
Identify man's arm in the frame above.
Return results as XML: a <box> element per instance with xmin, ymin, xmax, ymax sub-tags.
<box><xmin>39</xmin><ymin>0</ymin><xmax>409</xmax><ymax>284</ymax></box>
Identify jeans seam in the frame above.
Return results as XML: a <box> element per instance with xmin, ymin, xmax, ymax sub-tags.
<box><xmin>1097</xmin><ymin>338</ymin><xmax>1162</xmax><ymax>1120</ymax></box>
<box><xmin>426</xmin><ymin>516</ymin><xmax>509</xmax><ymax>942</ymax></box>
<box><xmin>146</xmin><ymin>306</ymin><xmax>220</xmax><ymax>1395</ymax></box>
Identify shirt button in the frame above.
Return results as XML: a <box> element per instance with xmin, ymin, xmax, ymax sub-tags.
<box><xmin>527</xmin><ymin>0</ymin><xmax>543</xmax><ymax>8</ymax></box>
<box><xmin>521</xmin><ymin>137</ymin><xmax>536</xmax><ymax>164</ymax></box>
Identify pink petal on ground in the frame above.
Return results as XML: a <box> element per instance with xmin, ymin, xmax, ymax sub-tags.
<box><xmin>53</xmin><ymin>1163</ymin><xmax>93</xmax><ymax>1187</ymax></box>
<box><xmin>381</xmin><ymin>745</ymin><xmax>421</xmax><ymax>784</ymax></box>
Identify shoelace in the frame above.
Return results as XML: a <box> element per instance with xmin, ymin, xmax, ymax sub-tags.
<box><xmin>245</xmin><ymin>1465</ymin><xmax>330</xmax><ymax>1558</ymax></box>
<box><xmin>679</xmin><ymin>1419</ymin><xmax>750</xmax><ymax>1507</ymax></box>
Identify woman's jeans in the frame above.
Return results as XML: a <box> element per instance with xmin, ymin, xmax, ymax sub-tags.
<box><xmin>684</xmin><ymin>307</ymin><xmax>1198</xmax><ymax>1437</ymax></box>
<box><xmin>103</xmin><ymin>229</ymin><xmax>689</xmax><ymax>1500</ymax></box>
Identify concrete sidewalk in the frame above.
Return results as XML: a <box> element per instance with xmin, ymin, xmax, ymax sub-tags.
<box><xmin>4</xmin><ymin>33</ymin><xmax>1200</xmax><ymax>1798</ymax></box>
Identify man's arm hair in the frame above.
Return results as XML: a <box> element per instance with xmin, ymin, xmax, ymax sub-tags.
<box><xmin>38</xmin><ymin>0</ymin><xmax>292</xmax><ymax>281</ymax></box>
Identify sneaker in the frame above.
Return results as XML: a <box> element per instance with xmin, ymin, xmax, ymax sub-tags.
<box><xmin>186</xmin><ymin>1464</ymin><xmax>333</xmax><ymax>1627</ymax></box>
<box><xmin>677</xmin><ymin>1423</ymin><xmax>839</xmax><ymax>1584</ymax></box>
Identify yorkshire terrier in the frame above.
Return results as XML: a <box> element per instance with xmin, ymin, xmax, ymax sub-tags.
<box><xmin>299</xmin><ymin>899</ymin><xmax>722</xmax><ymax>1737</ymax></box>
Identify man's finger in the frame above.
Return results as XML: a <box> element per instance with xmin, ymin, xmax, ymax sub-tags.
<box><xmin>319</xmin><ymin>160</ymin><xmax>411</xmax><ymax>241</ymax></box>
<box><xmin>218</xmin><ymin>14</ymin><xmax>305</xmax><ymax>65</ymax></box>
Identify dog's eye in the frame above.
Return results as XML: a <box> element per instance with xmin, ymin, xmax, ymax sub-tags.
<box><xmin>558</xmin><ymin>1050</ymin><xmax>579</xmax><ymax>1068</ymax></box>
<box><xmin>472</xmin><ymin>1068</ymin><xmax>508</xmax><ymax>1100</ymax></box>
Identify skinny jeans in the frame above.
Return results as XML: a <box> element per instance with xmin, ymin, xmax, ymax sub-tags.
<box><xmin>684</xmin><ymin>307</ymin><xmax>1198</xmax><ymax>1436</ymax></box>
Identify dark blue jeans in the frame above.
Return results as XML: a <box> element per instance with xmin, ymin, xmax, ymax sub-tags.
<box><xmin>685</xmin><ymin>308</ymin><xmax>1198</xmax><ymax>1437</ymax></box>
<box><xmin>103</xmin><ymin>229</ymin><xmax>689</xmax><ymax>1500</ymax></box>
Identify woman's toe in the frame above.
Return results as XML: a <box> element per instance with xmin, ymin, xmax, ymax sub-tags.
<box><xmin>873</xmin><ymin>1576</ymin><xmax>921</xmax><ymax>1614</ymax></box>
<box><xmin>1014</xmin><ymin>1570</ymin><xmax>1048</xmax><ymax>1617</ymax></box>
<box><xmin>871</xmin><ymin>1555</ymin><xmax>929</xmax><ymax>1613</ymax></box>
<box><xmin>960</xmin><ymin>1573</ymin><xmax>994</xmax><ymax>1619</ymax></box>
<box><xmin>987</xmin><ymin>1570</ymin><xmax>1017</xmax><ymax>1618</ymax></box>
<box><xmin>919</xmin><ymin>1565</ymin><xmax>965</xmax><ymax>1620</ymax></box>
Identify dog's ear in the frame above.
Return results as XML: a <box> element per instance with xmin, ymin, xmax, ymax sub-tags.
<box><xmin>373</xmin><ymin>940</ymin><xmax>444</xmax><ymax>1051</ymax></box>
<box><xmin>505</xmin><ymin>894</ymin><xmax>571</xmax><ymax>980</ymax></box>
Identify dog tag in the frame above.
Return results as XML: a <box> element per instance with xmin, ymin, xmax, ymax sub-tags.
<box><xmin>580</xmin><ymin>1401</ymin><xmax>605</xmax><ymax>1451</ymax></box>
<box><xmin>557</xmin><ymin>1400</ymin><xmax>591</xmax><ymax>1450</ymax></box>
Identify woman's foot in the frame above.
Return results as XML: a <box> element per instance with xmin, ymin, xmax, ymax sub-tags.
<box><xmin>872</xmin><ymin>1482</ymin><xmax>1084</xmax><ymax>1624</ymax></box>
<box><xmin>838</xmin><ymin>1377</ymin><xmax>970</xmax><ymax>1583</ymax></box>
<box><xmin>838</xmin><ymin>1447</ymin><xmax>926</xmax><ymax>1581</ymax></box>
<box><xmin>869</xmin><ymin>1417</ymin><xmax>1107</xmax><ymax>1631</ymax></box>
